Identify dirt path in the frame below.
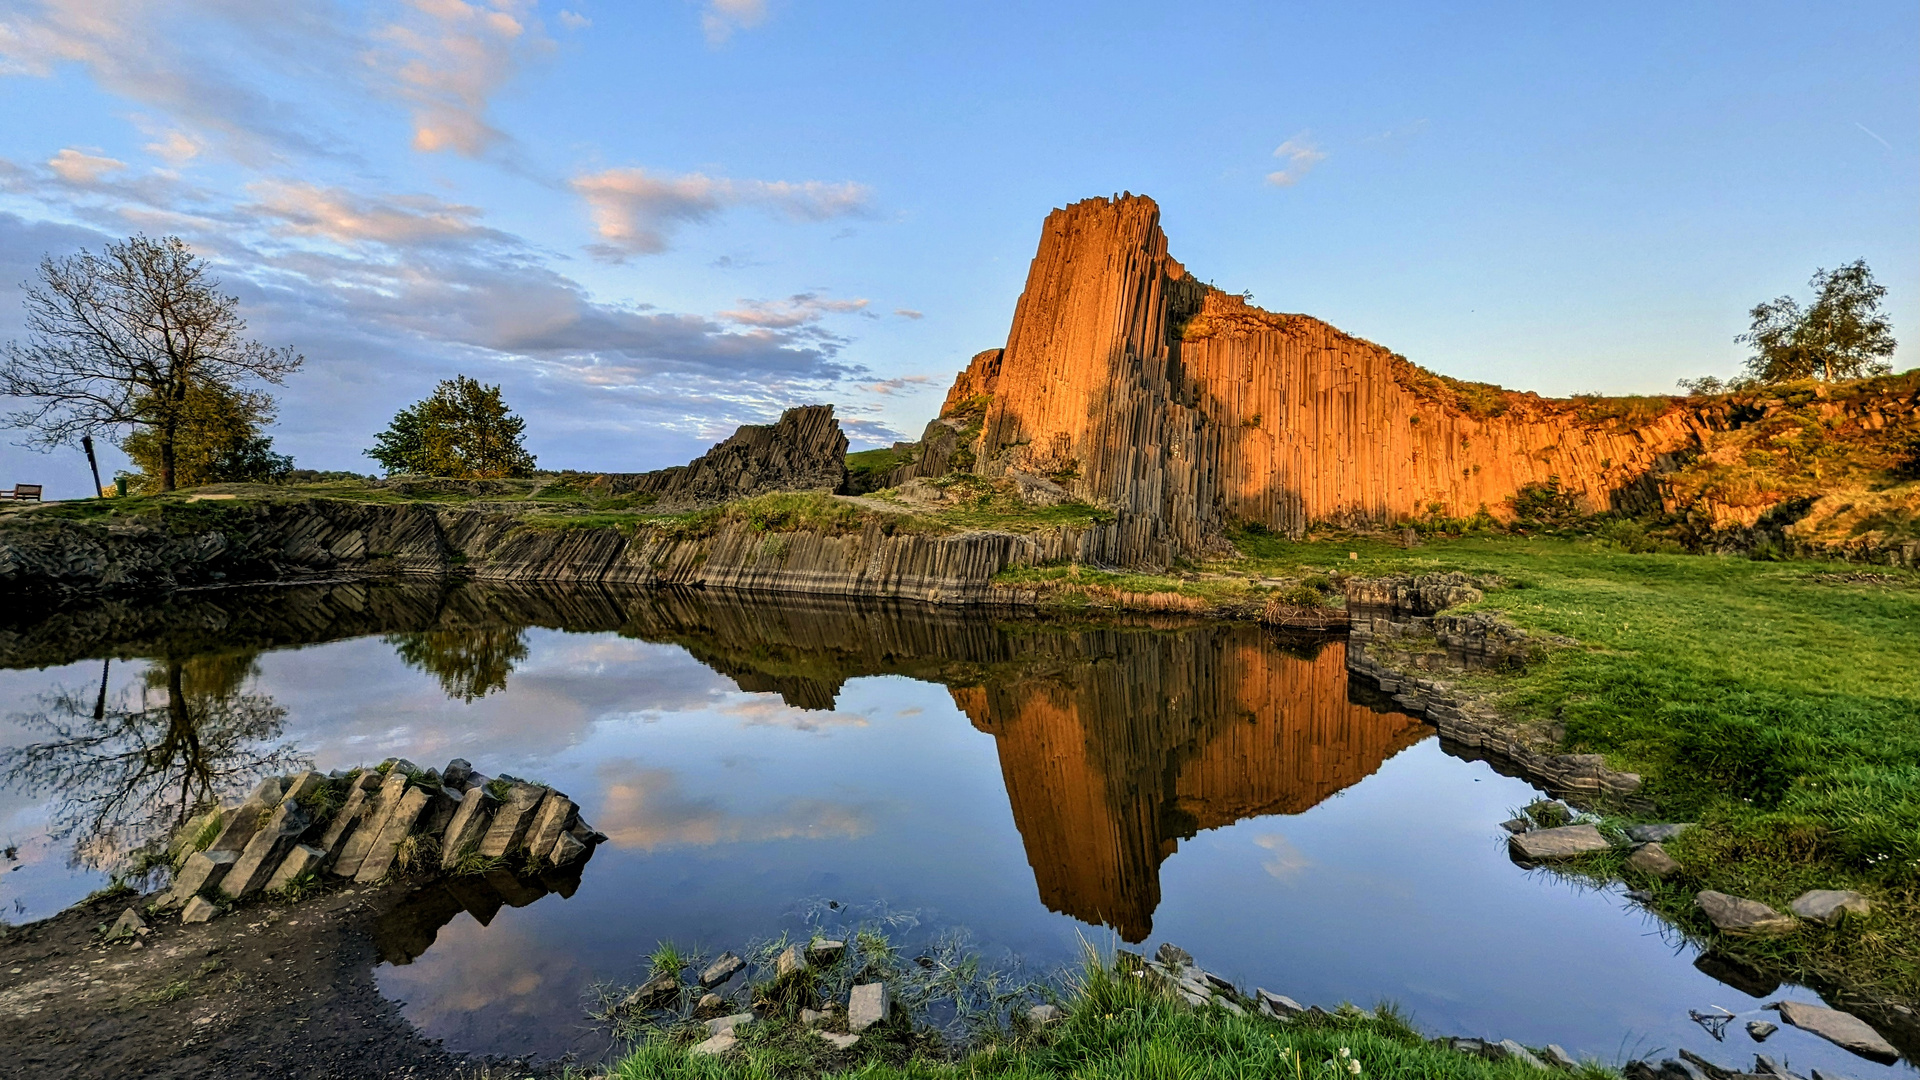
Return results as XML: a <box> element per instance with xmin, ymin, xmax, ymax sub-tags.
<box><xmin>0</xmin><ymin>886</ymin><xmax>554</xmax><ymax>1080</ymax></box>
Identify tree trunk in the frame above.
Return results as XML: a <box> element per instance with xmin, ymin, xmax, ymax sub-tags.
<box><xmin>158</xmin><ymin>417</ymin><xmax>177</xmax><ymax>492</ymax></box>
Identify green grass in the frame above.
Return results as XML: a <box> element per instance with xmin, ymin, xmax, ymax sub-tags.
<box><xmin>1229</xmin><ymin>530</ymin><xmax>1920</xmax><ymax>999</ymax></box>
<box><xmin>604</xmin><ymin>954</ymin><xmax>1609</xmax><ymax>1080</ymax></box>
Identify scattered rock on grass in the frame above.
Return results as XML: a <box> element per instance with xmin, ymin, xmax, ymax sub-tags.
<box><xmin>1787</xmin><ymin>890</ymin><xmax>1871</xmax><ymax>924</ymax></box>
<box><xmin>1256</xmin><ymin>989</ymin><xmax>1305</xmax><ymax>1017</ymax></box>
<box><xmin>1626</xmin><ymin>842</ymin><xmax>1683</xmax><ymax>878</ymax></box>
<box><xmin>815</xmin><ymin>1031</ymin><xmax>860</xmax><ymax>1051</ymax></box>
<box><xmin>1499</xmin><ymin>1040</ymin><xmax>1550</xmax><ymax>1069</ymax></box>
<box><xmin>1544</xmin><ymin>1044</ymin><xmax>1579</xmax><ymax>1070</ymax></box>
<box><xmin>1696</xmin><ymin>891</ymin><xmax>1797</xmax><ymax>936</ymax></box>
<box><xmin>1510</xmin><ymin>824</ymin><xmax>1611</xmax><ymax>861</ymax></box>
<box><xmin>776</xmin><ymin>944</ymin><xmax>808</xmax><ymax>978</ymax></box>
<box><xmin>706</xmin><ymin>1012</ymin><xmax>754</xmax><ymax>1037</ymax></box>
<box><xmin>1627</xmin><ymin>823</ymin><xmax>1696</xmax><ymax>844</ymax></box>
<box><xmin>690</xmin><ymin>1030</ymin><xmax>735</xmax><ymax>1056</ymax></box>
<box><xmin>1029</xmin><ymin>1003</ymin><xmax>1064</xmax><ymax>1025</ymax></box>
<box><xmin>807</xmin><ymin>939</ymin><xmax>846</xmax><ymax>966</ymax></box>
<box><xmin>1772</xmin><ymin>1001</ymin><xmax>1899</xmax><ymax>1064</ymax></box>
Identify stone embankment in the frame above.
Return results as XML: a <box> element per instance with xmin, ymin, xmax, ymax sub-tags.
<box><xmin>151</xmin><ymin>758</ymin><xmax>604</xmax><ymax>927</ymax></box>
<box><xmin>1342</xmin><ymin>572</ymin><xmax>1648</xmax><ymax>806</ymax></box>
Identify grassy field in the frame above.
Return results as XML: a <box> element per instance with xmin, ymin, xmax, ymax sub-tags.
<box><xmin>603</xmin><ymin>958</ymin><xmax>1605</xmax><ymax>1080</ymax></box>
<box><xmin>1227</xmin><ymin>531</ymin><xmax>1920</xmax><ymax>1002</ymax></box>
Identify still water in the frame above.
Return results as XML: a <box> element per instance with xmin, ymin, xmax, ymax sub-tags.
<box><xmin>0</xmin><ymin>581</ymin><xmax>1906</xmax><ymax>1076</ymax></box>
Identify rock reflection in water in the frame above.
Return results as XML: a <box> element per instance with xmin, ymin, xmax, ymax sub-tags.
<box><xmin>375</xmin><ymin>859</ymin><xmax>592</xmax><ymax>966</ymax></box>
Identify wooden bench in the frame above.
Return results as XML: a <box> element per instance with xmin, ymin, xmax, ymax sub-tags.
<box><xmin>0</xmin><ymin>484</ymin><xmax>43</xmax><ymax>502</ymax></box>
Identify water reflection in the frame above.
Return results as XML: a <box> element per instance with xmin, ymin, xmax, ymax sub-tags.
<box><xmin>0</xmin><ymin>652</ymin><xmax>303</xmax><ymax>875</ymax></box>
<box><xmin>386</xmin><ymin>627</ymin><xmax>529</xmax><ymax>702</ymax></box>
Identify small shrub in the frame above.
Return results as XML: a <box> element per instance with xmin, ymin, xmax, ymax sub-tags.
<box><xmin>1508</xmin><ymin>476</ymin><xmax>1583</xmax><ymax>529</ymax></box>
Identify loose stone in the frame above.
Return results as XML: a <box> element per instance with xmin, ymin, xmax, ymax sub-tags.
<box><xmin>848</xmin><ymin>982</ymin><xmax>889</xmax><ymax>1032</ymax></box>
<box><xmin>696</xmin><ymin>993</ymin><xmax>723</xmax><ymax>1014</ymax></box>
<box><xmin>1029</xmin><ymin>1003</ymin><xmax>1064</xmax><ymax>1024</ymax></box>
<box><xmin>165</xmin><ymin>850</ymin><xmax>238</xmax><ymax>908</ymax></box>
<box><xmin>690</xmin><ymin>1030</ymin><xmax>736</xmax><ymax>1056</ymax></box>
<box><xmin>807</xmin><ymin>939</ymin><xmax>846</xmax><ymax>966</ymax></box>
<box><xmin>1500</xmin><ymin>817</ymin><xmax>1531</xmax><ymax>834</ymax></box>
<box><xmin>815</xmin><ymin>1032</ymin><xmax>860</xmax><ymax>1051</ymax></box>
<box><xmin>180</xmin><ymin>895</ymin><xmax>219</xmax><ymax>924</ymax></box>
<box><xmin>1695</xmin><ymin>891</ymin><xmax>1797</xmax><ymax>936</ymax></box>
<box><xmin>1509</xmin><ymin>824</ymin><xmax>1612</xmax><ymax>861</ymax></box>
<box><xmin>622</xmin><ymin>971</ymin><xmax>679</xmax><ymax>1012</ymax></box>
<box><xmin>1256</xmin><ymin>989</ymin><xmax>1305</xmax><ymax>1017</ymax></box>
<box><xmin>1626</xmin><ymin>842</ymin><xmax>1683</xmax><ymax>878</ymax></box>
<box><xmin>1747</xmin><ymin>1021</ymin><xmax>1777</xmax><ymax>1042</ymax></box>
<box><xmin>1787</xmin><ymin>890</ymin><xmax>1870</xmax><ymax>924</ymax></box>
<box><xmin>699</xmin><ymin>951</ymin><xmax>745</xmax><ymax>988</ymax></box>
<box><xmin>1155</xmin><ymin>943</ymin><xmax>1194</xmax><ymax>968</ymax></box>
<box><xmin>706</xmin><ymin>1012</ymin><xmax>754</xmax><ymax>1037</ymax></box>
<box><xmin>1545</xmin><ymin>1044</ymin><xmax>1580</xmax><ymax>1070</ymax></box>
<box><xmin>264</xmin><ymin>844</ymin><xmax>326</xmax><ymax>893</ymax></box>
<box><xmin>1772</xmin><ymin>1000</ymin><xmax>1899</xmax><ymax>1064</ymax></box>
<box><xmin>799</xmin><ymin>1008</ymin><xmax>827</xmax><ymax>1027</ymax></box>
<box><xmin>1499</xmin><ymin>1040</ymin><xmax>1549</xmax><ymax>1070</ymax></box>
<box><xmin>106</xmin><ymin>907</ymin><xmax>147</xmax><ymax>941</ymax></box>
<box><xmin>775</xmin><ymin>944</ymin><xmax>808</xmax><ymax>978</ymax></box>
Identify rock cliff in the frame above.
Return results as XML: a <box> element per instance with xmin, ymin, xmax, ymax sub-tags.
<box><xmin>596</xmin><ymin>404</ymin><xmax>849</xmax><ymax>506</ymax></box>
<box><xmin>908</xmin><ymin>193</ymin><xmax>1919</xmax><ymax>555</ymax></box>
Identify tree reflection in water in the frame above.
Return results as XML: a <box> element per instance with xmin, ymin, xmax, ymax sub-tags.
<box><xmin>386</xmin><ymin>627</ymin><xmax>529</xmax><ymax>702</ymax></box>
<box><xmin>0</xmin><ymin>652</ymin><xmax>305</xmax><ymax>878</ymax></box>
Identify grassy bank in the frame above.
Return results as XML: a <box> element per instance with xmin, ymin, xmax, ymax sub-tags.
<box><xmin>1229</xmin><ymin>532</ymin><xmax>1920</xmax><ymax>1003</ymax></box>
<box><xmin>605</xmin><ymin>956</ymin><xmax>1605</xmax><ymax>1080</ymax></box>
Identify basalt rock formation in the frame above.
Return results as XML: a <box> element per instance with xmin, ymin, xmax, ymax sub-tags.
<box><xmin>901</xmin><ymin>193</ymin><xmax>1920</xmax><ymax>560</ymax></box>
<box><xmin>597</xmin><ymin>404</ymin><xmax>849</xmax><ymax>506</ymax></box>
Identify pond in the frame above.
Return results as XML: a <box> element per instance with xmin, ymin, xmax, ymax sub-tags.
<box><xmin>0</xmin><ymin>580</ymin><xmax>1907</xmax><ymax>1077</ymax></box>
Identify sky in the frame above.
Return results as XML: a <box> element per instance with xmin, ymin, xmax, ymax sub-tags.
<box><xmin>0</xmin><ymin>0</ymin><xmax>1915</xmax><ymax>496</ymax></box>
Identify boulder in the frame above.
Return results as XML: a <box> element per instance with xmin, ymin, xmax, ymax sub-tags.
<box><xmin>164</xmin><ymin>849</ymin><xmax>238</xmax><ymax>907</ymax></box>
<box><xmin>548</xmin><ymin>831</ymin><xmax>588</xmax><ymax>866</ymax></box>
<box><xmin>1746</xmin><ymin>1021</ymin><xmax>1777</xmax><ymax>1042</ymax></box>
<box><xmin>1787</xmin><ymin>890</ymin><xmax>1870</xmax><ymax>924</ymax></box>
<box><xmin>1545</xmin><ymin>1044</ymin><xmax>1579</xmax><ymax>1070</ymax></box>
<box><xmin>1696</xmin><ymin>892</ymin><xmax>1797</xmax><ymax>936</ymax></box>
<box><xmin>1626</xmin><ymin>842</ymin><xmax>1683</xmax><ymax>878</ymax></box>
<box><xmin>848</xmin><ymin>982</ymin><xmax>889</xmax><ymax>1032</ymax></box>
<box><xmin>442</xmin><ymin>759</ymin><xmax>474</xmax><ymax>790</ymax></box>
<box><xmin>1510</xmin><ymin>824</ymin><xmax>1612</xmax><ymax>861</ymax></box>
<box><xmin>1155</xmin><ymin>943</ymin><xmax>1194</xmax><ymax>968</ymax></box>
<box><xmin>622</xmin><ymin>971</ymin><xmax>680</xmax><ymax>1012</ymax></box>
<box><xmin>1500</xmin><ymin>817</ymin><xmax>1531</xmax><ymax>834</ymax></box>
<box><xmin>1773</xmin><ymin>1001</ymin><xmax>1898</xmax><ymax>1064</ymax></box>
<box><xmin>807</xmin><ymin>939</ymin><xmax>846</xmax><ymax>966</ymax></box>
<box><xmin>106</xmin><ymin>906</ymin><xmax>147</xmax><ymax>941</ymax></box>
<box><xmin>220</xmin><ymin>798</ymin><xmax>312</xmax><ymax>898</ymax></box>
<box><xmin>1628</xmin><ymin>823</ymin><xmax>1697</xmax><ymax>844</ymax></box>
<box><xmin>264</xmin><ymin>844</ymin><xmax>326</xmax><ymax>893</ymax></box>
<box><xmin>1029</xmin><ymin>1003</ymin><xmax>1064</xmax><ymax>1024</ymax></box>
<box><xmin>700</xmin><ymin>951</ymin><xmax>745</xmax><ymax>988</ymax></box>
<box><xmin>476</xmin><ymin>783</ymin><xmax>545</xmax><ymax>858</ymax></box>
<box><xmin>180</xmin><ymin>895</ymin><xmax>219</xmax><ymax>924</ymax></box>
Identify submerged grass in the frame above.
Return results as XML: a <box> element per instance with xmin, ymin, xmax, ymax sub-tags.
<box><xmin>1229</xmin><ymin>531</ymin><xmax>1920</xmax><ymax>1000</ymax></box>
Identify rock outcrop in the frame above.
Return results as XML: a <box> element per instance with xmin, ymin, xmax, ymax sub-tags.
<box><xmin>905</xmin><ymin>193</ymin><xmax>1920</xmax><ymax>556</ymax></box>
<box><xmin>597</xmin><ymin>404</ymin><xmax>849</xmax><ymax>507</ymax></box>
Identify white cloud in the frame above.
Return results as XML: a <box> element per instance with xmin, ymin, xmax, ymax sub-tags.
<box><xmin>571</xmin><ymin>167</ymin><xmax>873</xmax><ymax>257</ymax></box>
<box><xmin>370</xmin><ymin>0</ymin><xmax>553</xmax><ymax>157</ymax></box>
<box><xmin>139</xmin><ymin>126</ymin><xmax>203</xmax><ymax>166</ymax></box>
<box><xmin>701</xmin><ymin>0</ymin><xmax>767</xmax><ymax>45</ymax></box>
<box><xmin>719</xmin><ymin>293</ymin><xmax>870</xmax><ymax>329</ymax></box>
<box><xmin>857</xmin><ymin>375</ymin><xmax>932</xmax><ymax>396</ymax></box>
<box><xmin>45</xmin><ymin>147</ymin><xmax>125</xmax><ymax>185</ymax></box>
<box><xmin>1253</xmin><ymin>832</ymin><xmax>1312</xmax><ymax>882</ymax></box>
<box><xmin>893</xmin><ymin>307</ymin><xmax>923</xmax><ymax>320</ymax></box>
<box><xmin>557</xmin><ymin>8</ymin><xmax>591</xmax><ymax>30</ymax></box>
<box><xmin>243</xmin><ymin>181</ymin><xmax>503</xmax><ymax>247</ymax></box>
<box><xmin>1265</xmin><ymin>132</ymin><xmax>1327</xmax><ymax>188</ymax></box>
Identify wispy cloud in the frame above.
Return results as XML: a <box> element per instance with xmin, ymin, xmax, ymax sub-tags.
<box><xmin>45</xmin><ymin>147</ymin><xmax>125</xmax><ymax>185</ymax></box>
<box><xmin>720</xmin><ymin>293</ymin><xmax>870</xmax><ymax>329</ymax></box>
<box><xmin>572</xmin><ymin>166</ymin><xmax>873</xmax><ymax>258</ymax></box>
<box><xmin>557</xmin><ymin>9</ymin><xmax>591</xmax><ymax>30</ymax></box>
<box><xmin>1265</xmin><ymin>132</ymin><xmax>1327</xmax><ymax>188</ymax></box>
<box><xmin>1855</xmin><ymin>122</ymin><xmax>1893</xmax><ymax>152</ymax></box>
<box><xmin>244</xmin><ymin>181</ymin><xmax>506</xmax><ymax>248</ymax></box>
<box><xmin>370</xmin><ymin>0</ymin><xmax>554</xmax><ymax>157</ymax></box>
<box><xmin>893</xmin><ymin>307</ymin><xmax>923</xmax><ymax>320</ymax></box>
<box><xmin>857</xmin><ymin>375</ymin><xmax>933</xmax><ymax>396</ymax></box>
<box><xmin>701</xmin><ymin>0</ymin><xmax>767</xmax><ymax>45</ymax></box>
<box><xmin>594</xmin><ymin>761</ymin><xmax>875</xmax><ymax>850</ymax></box>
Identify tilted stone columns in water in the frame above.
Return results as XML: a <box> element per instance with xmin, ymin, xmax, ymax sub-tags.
<box><xmin>478</xmin><ymin>783</ymin><xmax>545</xmax><ymax>857</ymax></box>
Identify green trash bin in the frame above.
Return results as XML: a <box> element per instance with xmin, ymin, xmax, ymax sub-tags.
<box><xmin>115</xmin><ymin>476</ymin><xmax>128</xmax><ymax>498</ymax></box>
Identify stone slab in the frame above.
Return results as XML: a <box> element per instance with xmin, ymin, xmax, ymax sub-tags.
<box><xmin>1696</xmin><ymin>891</ymin><xmax>1797</xmax><ymax>936</ymax></box>
<box><xmin>1626</xmin><ymin>842</ymin><xmax>1683</xmax><ymax>878</ymax></box>
<box><xmin>439</xmin><ymin>783</ymin><xmax>498</xmax><ymax>868</ymax></box>
<box><xmin>476</xmin><ymin>783</ymin><xmax>544</xmax><ymax>858</ymax></box>
<box><xmin>165</xmin><ymin>849</ymin><xmax>238</xmax><ymax>907</ymax></box>
<box><xmin>815</xmin><ymin>1032</ymin><xmax>860</xmax><ymax>1051</ymax></box>
<box><xmin>849</xmin><ymin>982</ymin><xmax>889</xmax><ymax>1032</ymax></box>
<box><xmin>775</xmin><ymin>944</ymin><xmax>808</xmax><ymax>978</ymax></box>
<box><xmin>1627</xmin><ymin>823</ymin><xmax>1696</xmax><ymax>844</ymax></box>
<box><xmin>1509</xmin><ymin>824</ymin><xmax>1611</xmax><ymax>861</ymax></box>
<box><xmin>354</xmin><ymin>785</ymin><xmax>431</xmax><ymax>884</ymax></box>
<box><xmin>1774</xmin><ymin>1001</ymin><xmax>1898</xmax><ymax>1064</ymax></box>
<box><xmin>331</xmin><ymin>769</ymin><xmax>412</xmax><ymax>878</ymax></box>
<box><xmin>316</xmin><ymin>784</ymin><xmax>372</xmax><ymax>866</ymax></box>
<box><xmin>700</xmin><ymin>951</ymin><xmax>745</xmax><ymax>988</ymax></box>
<box><xmin>524</xmin><ymin>792</ymin><xmax>577</xmax><ymax>864</ymax></box>
<box><xmin>706</xmin><ymin>1013</ymin><xmax>754</xmax><ymax>1036</ymax></box>
<box><xmin>690</xmin><ymin>1031</ymin><xmax>735</xmax><ymax>1056</ymax></box>
<box><xmin>180</xmin><ymin>895</ymin><xmax>219</xmax><ymax>924</ymax></box>
<box><xmin>220</xmin><ymin>798</ymin><xmax>311</xmax><ymax>899</ymax></box>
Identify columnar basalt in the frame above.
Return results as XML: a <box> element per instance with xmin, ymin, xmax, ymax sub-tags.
<box><xmin>923</xmin><ymin>193</ymin><xmax>1918</xmax><ymax>553</ymax></box>
<box><xmin>596</xmin><ymin>404</ymin><xmax>850</xmax><ymax>506</ymax></box>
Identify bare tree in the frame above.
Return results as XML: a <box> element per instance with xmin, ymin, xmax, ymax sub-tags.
<box><xmin>1</xmin><ymin>235</ymin><xmax>303</xmax><ymax>491</ymax></box>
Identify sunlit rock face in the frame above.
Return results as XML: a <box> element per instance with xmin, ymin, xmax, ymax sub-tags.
<box><xmin>952</xmin><ymin>630</ymin><xmax>1427</xmax><ymax>941</ymax></box>
<box><xmin>939</xmin><ymin>194</ymin><xmax>1751</xmax><ymax>555</ymax></box>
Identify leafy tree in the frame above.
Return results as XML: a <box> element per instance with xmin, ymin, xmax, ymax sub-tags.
<box><xmin>1738</xmin><ymin>260</ymin><xmax>1896</xmax><ymax>383</ymax></box>
<box><xmin>0</xmin><ymin>235</ymin><xmax>302</xmax><ymax>491</ymax></box>
<box><xmin>386</xmin><ymin>626</ymin><xmax>529</xmax><ymax>702</ymax></box>
<box><xmin>118</xmin><ymin>380</ymin><xmax>293</xmax><ymax>493</ymax></box>
<box><xmin>365</xmin><ymin>375</ymin><xmax>536</xmax><ymax>478</ymax></box>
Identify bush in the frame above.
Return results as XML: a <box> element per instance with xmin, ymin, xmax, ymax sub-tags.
<box><xmin>1507</xmin><ymin>476</ymin><xmax>1582</xmax><ymax>530</ymax></box>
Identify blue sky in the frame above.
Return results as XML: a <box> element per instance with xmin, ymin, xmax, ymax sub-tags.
<box><xmin>1</xmin><ymin>0</ymin><xmax>1915</xmax><ymax>494</ymax></box>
